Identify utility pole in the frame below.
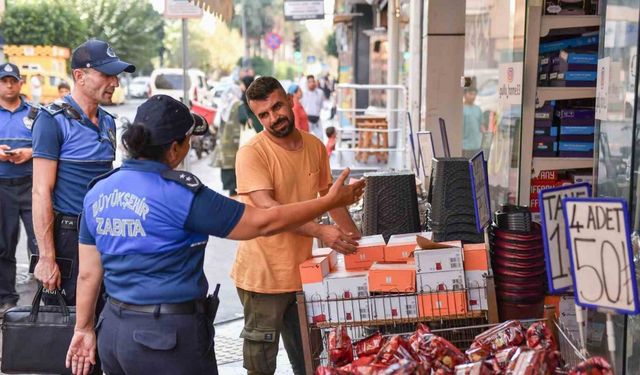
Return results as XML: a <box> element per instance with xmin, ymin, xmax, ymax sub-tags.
<box><xmin>242</xmin><ymin>0</ymin><xmax>250</xmax><ymax>68</ymax></box>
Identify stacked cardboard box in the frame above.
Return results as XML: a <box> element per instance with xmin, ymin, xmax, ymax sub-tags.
<box><xmin>344</xmin><ymin>235</ymin><xmax>385</xmax><ymax>271</ymax></box>
<box><xmin>463</xmin><ymin>243</ymin><xmax>490</xmax><ymax>311</ymax></box>
<box><xmin>300</xmin><ymin>256</ymin><xmax>331</xmax><ymax>323</ymax></box>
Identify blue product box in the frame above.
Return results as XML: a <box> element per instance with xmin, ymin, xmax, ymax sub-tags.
<box><xmin>559</xmin><ymin>134</ymin><xmax>594</xmax><ymax>142</ymax></box>
<box><xmin>534</xmin><ymin>126</ymin><xmax>558</xmax><ymax>137</ymax></box>
<box><xmin>535</xmin><ymin>101</ymin><xmax>555</xmax><ymax>126</ymax></box>
<box><xmin>556</xmin><ymin>108</ymin><xmax>595</xmax><ymax>125</ymax></box>
<box><xmin>533</xmin><ymin>137</ymin><xmax>558</xmax><ymax>157</ymax></box>
<box><xmin>559</xmin><ymin>150</ymin><xmax>593</xmax><ymax>158</ymax></box>
<box><xmin>539</xmin><ymin>35</ymin><xmax>599</xmax><ymax>54</ymax></box>
<box><xmin>551</xmin><ymin>51</ymin><xmax>598</xmax><ymax>71</ymax></box>
<box><xmin>559</xmin><ymin>141</ymin><xmax>594</xmax><ymax>152</ymax></box>
<box><xmin>549</xmin><ymin>71</ymin><xmax>597</xmax><ymax>87</ymax></box>
<box><xmin>559</xmin><ymin>126</ymin><xmax>595</xmax><ymax>135</ymax></box>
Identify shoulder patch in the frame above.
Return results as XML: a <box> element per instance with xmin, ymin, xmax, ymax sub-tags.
<box><xmin>40</xmin><ymin>101</ymin><xmax>81</xmax><ymax>120</ymax></box>
<box><xmin>40</xmin><ymin>102</ymin><xmax>64</xmax><ymax>116</ymax></box>
<box><xmin>99</xmin><ymin>106</ymin><xmax>118</xmax><ymax>119</ymax></box>
<box><xmin>161</xmin><ymin>170</ymin><xmax>203</xmax><ymax>192</ymax></box>
<box><xmin>88</xmin><ymin>168</ymin><xmax>120</xmax><ymax>189</ymax></box>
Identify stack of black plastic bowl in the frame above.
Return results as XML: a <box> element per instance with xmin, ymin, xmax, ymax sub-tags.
<box><xmin>429</xmin><ymin>158</ymin><xmax>484</xmax><ymax>243</ymax></box>
<box><xmin>490</xmin><ymin>205</ymin><xmax>546</xmax><ymax>320</ymax></box>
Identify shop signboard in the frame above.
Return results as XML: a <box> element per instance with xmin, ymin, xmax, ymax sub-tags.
<box><xmin>164</xmin><ymin>0</ymin><xmax>203</xmax><ymax>18</ymax></box>
<box><xmin>498</xmin><ymin>62</ymin><xmax>523</xmax><ymax>108</ymax></box>
<box><xmin>562</xmin><ymin>198</ymin><xmax>640</xmax><ymax>314</ymax></box>
<box><xmin>539</xmin><ymin>183</ymin><xmax>591</xmax><ymax>293</ymax></box>
<box><xmin>469</xmin><ymin>151</ymin><xmax>491</xmax><ymax>233</ymax></box>
<box><xmin>284</xmin><ymin>0</ymin><xmax>324</xmax><ymax>21</ymax></box>
<box><xmin>595</xmin><ymin>57</ymin><xmax>610</xmax><ymax>120</ymax></box>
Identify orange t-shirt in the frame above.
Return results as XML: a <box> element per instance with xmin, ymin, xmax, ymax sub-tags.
<box><xmin>231</xmin><ymin>131</ymin><xmax>332</xmax><ymax>293</ymax></box>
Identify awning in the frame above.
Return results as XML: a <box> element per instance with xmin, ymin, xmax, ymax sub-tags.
<box><xmin>189</xmin><ymin>0</ymin><xmax>234</xmax><ymax>22</ymax></box>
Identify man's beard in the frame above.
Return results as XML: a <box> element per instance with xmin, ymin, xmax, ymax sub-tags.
<box><xmin>269</xmin><ymin>116</ymin><xmax>294</xmax><ymax>138</ymax></box>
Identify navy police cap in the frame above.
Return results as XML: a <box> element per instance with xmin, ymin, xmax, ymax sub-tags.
<box><xmin>0</xmin><ymin>63</ymin><xmax>21</xmax><ymax>80</ymax></box>
<box><xmin>71</xmin><ymin>40</ymin><xmax>135</xmax><ymax>75</ymax></box>
<box><xmin>133</xmin><ymin>95</ymin><xmax>208</xmax><ymax>146</ymax></box>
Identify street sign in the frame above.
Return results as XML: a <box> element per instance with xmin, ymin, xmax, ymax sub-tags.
<box><xmin>539</xmin><ymin>183</ymin><xmax>591</xmax><ymax>293</ymax></box>
<box><xmin>264</xmin><ymin>32</ymin><xmax>283</xmax><ymax>50</ymax></box>
<box><xmin>562</xmin><ymin>198</ymin><xmax>640</xmax><ymax>314</ymax></box>
<box><xmin>165</xmin><ymin>0</ymin><xmax>203</xmax><ymax>19</ymax></box>
<box><xmin>284</xmin><ymin>0</ymin><xmax>324</xmax><ymax>21</ymax></box>
<box><xmin>469</xmin><ymin>151</ymin><xmax>491</xmax><ymax>233</ymax></box>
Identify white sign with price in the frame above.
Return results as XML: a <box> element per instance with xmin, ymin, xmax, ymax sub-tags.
<box><xmin>595</xmin><ymin>57</ymin><xmax>610</xmax><ymax>120</ymax></box>
<box><xmin>562</xmin><ymin>198</ymin><xmax>640</xmax><ymax>314</ymax></box>
<box><xmin>469</xmin><ymin>151</ymin><xmax>491</xmax><ymax>233</ymax></box>
<box><xmin>539</xmin><ymin>183</ymin><xmax>591</xmax><ymax>293</ymax></box>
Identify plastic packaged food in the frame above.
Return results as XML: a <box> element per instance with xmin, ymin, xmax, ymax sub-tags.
<box><xmin>328</xmin><ymin>325</ymin><xmax>354</xmax><ymax>367</ymax></box>
<box><xmin>470</xmin><ymin>320</ymin><xmax>525</xmax><ymax>354</ymax></box>
<box><xmin>375</xmin><ymin>335</ymin><xmax>417</xmax><ymax>365</ymax></box>
<box><xmin>454</xmin><ymin>361</ymin><xmax>494</xmax><ymax>375</ymax></box>
<box><xmin>356</xmin><ymin>332</ymin><xmax>387</xmax><ymax>357</ymax></box>
<box><xmin>526</xmin><ymin>322</ymin><xmax>557</xmax><ymax>351</ymax></box>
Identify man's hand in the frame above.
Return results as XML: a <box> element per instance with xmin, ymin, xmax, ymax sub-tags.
<box><xmin>66</xmin><ymin>328</ymin><xmax>96</xmax><ymax>375</ymax></box>
<box><xmin>7</xmin><ymin>148</ymin><xmax>33</xmax><ymax>164</ymax></box>
<box><xmin>319</xmin><ymin>225</ymin><xmax>359</xmax><ymax>255</ymax></box>
<box><xmin>0</xmin><ymin>145</ymin><xmax>11</xmax><ymax>161</ymax></box>
<box><xmin>326</xmin><ymin>168</ymin><xmax>365</xmax><ymax>208</ymax></box>
<box><xmin>34</xmin><ymin>256</ymin><xmax>61</xmax><ymax>291</ymax></box>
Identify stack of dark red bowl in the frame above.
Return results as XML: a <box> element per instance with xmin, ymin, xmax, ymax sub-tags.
<box><xmin>490</xmin><ymin>209</ymin><xmax>547</xmax><ymax>320</ymax></box>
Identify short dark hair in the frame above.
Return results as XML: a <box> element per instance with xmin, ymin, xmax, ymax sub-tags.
<box><xmin>326</xmin><ymin>126</ymin><xmax>336</xmax><ymax>137</ymax></box>
<box><xmin>58</xmin><ymin>81</ymin><xmax>70</xmax><ymax>91</ymax></box>
<box><xmin>306</xmin><ymin>75</ymin><xmax>315</xmax><ymax>80</ymax></box>
<box><xmin>245</xmin><ymin>76</ymin><xmax>285</xmax><ymax>102</ymax></box>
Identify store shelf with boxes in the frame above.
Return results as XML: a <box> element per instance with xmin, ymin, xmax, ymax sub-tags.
<box><xmin>518</xmin><ymin>6</ymin><xmax>601</xmax><ymax>215</ymax></box>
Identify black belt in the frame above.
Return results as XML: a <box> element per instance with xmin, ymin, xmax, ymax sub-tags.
<box><xmin>0</xmin><ymin>175</ymin><xmax>31</xmax><ymax>186</ymax></box>
<box><xmin>109</xmin><ymin>297</ymin><xmax>205</xmax><ymax>315</ymax></box>
<box><xmin>55</xmin><ymin>213</ymin><xmax>79</xmax><ymax>231</ymax></box>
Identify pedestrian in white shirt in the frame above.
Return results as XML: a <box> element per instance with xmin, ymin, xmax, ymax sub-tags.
<box><xmin>30</xmin><ymin>75</ymin><xmax>42</xmax><ymax>105</ymax></box>
<box><xmin>300</xmin><ymin>75</ymin><xmax>325</xmax><ymax>140</ymax></box>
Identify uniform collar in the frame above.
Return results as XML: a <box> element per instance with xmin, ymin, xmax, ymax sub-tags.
<box><xmin>121</xmin><ymin>159</ymin><xmax>171</xmax><ymax>173</ymax></box>
<box><xmin>64</xmin><ymin>95</ymin><xmax>105</xmax><ymax>125</ymax></box>
<box><xmin>0</xmin><ymin>97</ymin><xmax>28</xmax><ymax>113</ymax></box>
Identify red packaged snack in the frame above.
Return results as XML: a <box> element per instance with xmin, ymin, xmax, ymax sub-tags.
<box><xmin>526</xmin><ymin>322</ymin><xmax>557</xmax><ymax>351</ymax></box>
<box><xmin>375</xmin><ymin>335</ymin><xmax>417</xmax><ymax>365</ymax></box>
<box><xmin>428</xmin><ymin>336</ymin><xmax>466</xmax><ymax>373</ymax></box>
<box><xmin>454</xmin><ymin>361</ymin><xmax>494</xmax><ymax>375</ymax></box>
<box><xmin>315</xmin><ymin>366</ymin><xmax>353</xmax><ymax>375</ymax></box>
<box><xmin>568</xmin><ymin>356</ymin><xmax>614</xmax><ymax>375</ymax></box>
<box><xmin>351</xmin><ymin>355</ymin><xmax>376</xmax><ymax>366</ymax></box>
<box><xmin>470</xmin><ymin>320</ymin><xmax>525</xmax><ymax>354</ymax></box>
<box><xmin>381</xmin><ymin>359</ymin><xmax>430</xmax><ymax>375</ymax></box>
<box><xmin>340</xmin><ymin>363</ymin><xmax>388</xmax><ymax>375</ymax></box>
<box><xmin>329</xmin><ymin>325</ymin><xmax>354</xmax><ymax>367</ymax></box>
<box><xmin>508</xmin><ymin>349</ymin><xmax>560</xmax><ymax>375</ymax></box>
<box><xmin>356</xmin><ymin>332</ymin><xmax>387</xmax><ymax>357</ymax></box>
<box><xmin>408</xmin><ymin>325</ymin><xmax>436</xmax><ymax>363</ymax></box>
<box><xmin>490</xmin><ymin>346</ymin><xmax>525</xmax><ymax>373</ymax></box>
<box><xmin>465</xmin><ymin>346</ymin><xmax>491</xmax><ymax>362</ymax></box>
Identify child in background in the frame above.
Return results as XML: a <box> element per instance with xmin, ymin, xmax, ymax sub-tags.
<box><xmin>325</xmin><ymin>126</ymin><xmax>336</xmax><ymax>156</ymax></box>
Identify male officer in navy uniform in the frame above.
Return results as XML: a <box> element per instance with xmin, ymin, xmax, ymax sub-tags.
<box><xmin>0</xmin><ymin>62</ymin><xmax>39</xmax><ymax>315</ymax></box>
<box><xmin>31</xmin><ymin>40</ymin><xmax>135</xmax><ymax>306</ymax></box>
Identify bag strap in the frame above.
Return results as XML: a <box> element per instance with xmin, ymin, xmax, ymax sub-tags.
<box><xmin>29</xmin><ymin>285</ymin><xmax>71</xmax><ymax>324</ymax></box>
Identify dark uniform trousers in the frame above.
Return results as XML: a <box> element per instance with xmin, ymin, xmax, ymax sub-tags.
<box><xmin>237</xmin><ymin>288</ymin><xmax>322</xmax><ymax>375</ymax></box>
<box><xmin>0</xmin><ymin>177</ymin><xmax>37</xmax><ymax>304</ymax></box>
<box><xmin>98</xmin><ymin>300</ymin><xmax>218</xmax><ymax>375</ymax></box>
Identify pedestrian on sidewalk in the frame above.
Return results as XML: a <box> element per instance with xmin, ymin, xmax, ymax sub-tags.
<box><xmin>300</xmin><ymin>74</ymin><xmax>325</xmax><ymax>140</ymax></box>
<box><xmin>31</xmin><ymin>39</ymin><xmax>135</xmax><ymax>308</ymax></box>
<box><xmin>63</xmin><ymin>94</ymin><xmax>364</xmax><ymax>375</ymax></box>
<box><xmin>287</xmin><ymin>83</ymin><xmax>309</xmax><ymax>133</ymax></box>
<box><xmin>233</xmin><ymin>76</ymin><xmax>362</xmax><ymax>375</ymax></box>
<box><xmin>0</xmin><ymin>62</ymin><xmax>38</xmax><ymax>316</ymax></box>
<box><xmin>213</xmin><ymin>85</ymin><xmax>244</xmax><ymax>196</ymax></box>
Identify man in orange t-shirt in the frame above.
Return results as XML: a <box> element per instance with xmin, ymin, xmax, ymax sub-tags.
<box><xmin>232</xmin><ymin>76</ymin><xmax>360</xmax><ymax>374</ymax></box>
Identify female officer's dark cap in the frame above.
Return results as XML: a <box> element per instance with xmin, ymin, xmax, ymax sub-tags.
<box><xmin>133</xmin><ymin>95</ymin><xmax>209</xmax><ymax>146</ymax></box>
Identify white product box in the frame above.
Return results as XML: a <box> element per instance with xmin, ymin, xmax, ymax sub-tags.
<box><xmin>302</xmin><ymin>281</ymin><xmax>328</xmax><ymax>323</ymax></box>
<box><xmin>324</xmin><ymin>270</ymin><xmax>370</xmax><ymax>322</ymax></box>
<box><xmin>369</xmin><ymin>294</ymin><xmax>418</xmax><ymax>320</ymax></box>
<box><xmin>465</xmin><ymin>270</ymin><xmax>488</xmax><ymax>311</ymax></box>
<box><xmin>414</xmin><ymin>246</ymin><xmax>463</xmax><ymax>273</ymax></box>
<box><xmin>417</xmin><ymin>269</ymin><xmax>466</xmax><ymax>292</ymax></box>
<box><xmin>312</xmin><ymin>247</ymin><xmax>338</xmax><ymax>270</ymax></box>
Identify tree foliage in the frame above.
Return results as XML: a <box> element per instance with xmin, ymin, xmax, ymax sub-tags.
<box><xmin>230</xmin><ymin>0</ymin><xmax>278</xmax><ymax>40</ymax></box>
<box><xmin>0</xmin><ymin>0</ymin><xmax>87</xmax><ymax>48</ymax></box>
<box><xmin>325</xmin><ymin>32</ymin><xmax>338</xmax><ymax>58</ymax></box>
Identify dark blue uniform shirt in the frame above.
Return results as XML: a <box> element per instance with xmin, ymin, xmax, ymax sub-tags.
<box><xmin>0</xmin><ymin>99</ymin><xmax>32</xmax><ymax>178</ymax></box>
<box><xmin>79</xmin><ymin>159</ymin><xmax>245</xmax><ymax>304</ymax></box>
<box><xmin>31</xmin><ymin>95</ymin><xmax>116</xmax><ymax>215</ymax></box>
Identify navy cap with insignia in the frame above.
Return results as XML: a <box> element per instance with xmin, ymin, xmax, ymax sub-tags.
<box><xmin>133</xmin><ymin>95</ymin><xmax>209</xmax><ymax>146</ymax></box>
<box><xmin>71</xmin><ymin>39</ymin><xmax>136</xmax><ymax>75</ymax></box>
<box><xmin>0</xmin><ymin>63</ymin><xmax>21</xmax><ymax>80</ymax></box>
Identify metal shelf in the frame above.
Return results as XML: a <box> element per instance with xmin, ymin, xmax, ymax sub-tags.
<box><xmin>540</xmin><ymin>15</ymin><xmax>601</xmax><ymax>37</ymax></box>
<box><xmin>536</xmin><ymin>87</ymin><xmax>596</xmax><ymax>104</ymax></box>
<box><xmin>532</xmin><ymin>157</ymin><xmax>594</xmax><ymax>174</ymax></box>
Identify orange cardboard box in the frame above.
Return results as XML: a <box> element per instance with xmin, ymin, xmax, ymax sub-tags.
<box><xmin>463</xmin><ymin>243</ymin><xmax>489</xmax><ymax>271</ymax></box>
<box><xmin>384</xmin><ymin>232</ymin><xmax>431</xmax><ymax>262</ymax></box>
<box><xmin>313</xmin><ymin>247</ymin><xmax>338</xmax><ymax>271</ymax></box>
<box><xmin>344</xmin><ymin>234</ymin><xmax>385</xmax><ymax>271</ymax></box>
<box><xmin>418</xmin><ymin>290</ymin><xmax>467</xmax><ymax>318</ymax></box>
<box><xmin>368</xmin><ymin>262</ymin><xmax>416</xmax><ymax>293</ymax></box>
<box><xmin>299</xmin><ymin>256</ymin><xmax>330</xmax><ymax>284</ymax></box>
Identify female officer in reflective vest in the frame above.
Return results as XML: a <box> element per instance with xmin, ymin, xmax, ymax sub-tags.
<box><xmin>65</xmin><ymin>94</ymin><xmax>364</xmax><ymax>375</ymax></box>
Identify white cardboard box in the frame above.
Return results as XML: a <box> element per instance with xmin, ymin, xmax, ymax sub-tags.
<box><xmin>302</xmin><ymin>281</ymin><xmax>328</xmax><ymax>323</ymax></box>
<box><xmin>312</xmin><ymin>247</ymin><xmax>338</xmax><ymax>270</ymax></box>
<box><xmin>324</xmin><ymin>270</ymin><xmax>370</xmax><ymax>322</ymax></box>
<box><xmin>369</xmin><ymin>294</ymin><xmax>418</xmax><ymax>320</ymax></box>
<box><xmin>417</xmin><ymin>269</ymin><xmax>466</xmax><ymax>292</ymax></box>
<box><xmin>414</xmin><ymin>246</ymin><xmax>463</xmax><ymax>273</ymax></box>
<box><xmin>465</xmin><ymin>270</ymin><xmax>488</xmax><ymax>311</ymax></box>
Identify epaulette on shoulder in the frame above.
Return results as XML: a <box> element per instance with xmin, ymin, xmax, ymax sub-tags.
<box><xmin>40</xmin><ymin>102</ymin><xmax>64</xmax><ymax>116</ymax></box>
<box><xmin>161</xmin><ymin>170</ymin><xmax>203</xmax><ymax>192</ymax></box>
<box><xmin>88</xmin><ymin>168</ymin><xmax>120</xmax><ymax>189</ymax></box>
<box><xmin>99</xmin><ymin>106</ymin><xmax>118</xmax><ymax>119</ymax></box>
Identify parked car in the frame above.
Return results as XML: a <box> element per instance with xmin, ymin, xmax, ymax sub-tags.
<box><xmin>149</xmin><ymin>68</ymin><xmax>212</xmax><ymax>106</ymax></box>
<box><xmin>129</xmin><ymin>76</ymin><xmax>150</xmax><ymax>99</ymax></box>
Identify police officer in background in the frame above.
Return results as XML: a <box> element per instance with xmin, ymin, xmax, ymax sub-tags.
<box><xmin>31</xmin><ymin>39</ymin><xmax>135</xmax><ymax>305</ymax></box>
<box><xmin>0</xmin><ymin>63</ymin><xmax>39</xmax><ymax>315</ymax></box>
<box><xmin>64</xmin><ymin>95</ymin><xmax>365</xmax><ymax>375</ymax></box>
